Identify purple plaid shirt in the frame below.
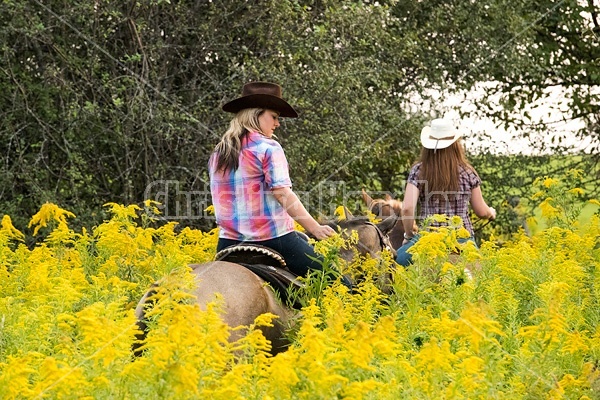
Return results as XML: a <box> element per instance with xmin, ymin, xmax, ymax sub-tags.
<box><xmin>407</xmin><ymin>162</ymin><xmax>481</xmax><ymax>236</ymax></box>
<box><xmin>209</xmin><ymin>131</ymin><xmax>295</xmax><ymax>241</ymax></box>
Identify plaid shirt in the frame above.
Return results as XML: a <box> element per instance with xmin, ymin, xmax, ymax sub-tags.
<box><xmin>209</xmin><ymin>131</ymin><xmax>295</xmax><ymax>241</ymax></box>
<box><xmin>407</xmin><ymin>162</ymin><xmax>482</xmax><ymax>236</ymax></box>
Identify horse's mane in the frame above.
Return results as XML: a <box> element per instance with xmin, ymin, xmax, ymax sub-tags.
<box><xmin>325</xmin><ymin>216</ymin><xmax>371</xmax><ymax>229</ymax></box>
<box><xmin>304</xmin><ymin>216</ymin><xmax>371</xmax><ymax>239</ymax></box>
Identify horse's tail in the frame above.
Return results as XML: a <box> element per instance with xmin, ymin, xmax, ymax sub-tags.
<box><xmin>131</xmin><ymin>284</ymin><xmax>159</xmax><ymax>358</ymax></box>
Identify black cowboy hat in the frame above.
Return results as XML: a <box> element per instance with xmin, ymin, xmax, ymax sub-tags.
<box><xmin>222</xmin><ymin>82</ymin><xmax>298</xmax><ymax>118</ymax></box>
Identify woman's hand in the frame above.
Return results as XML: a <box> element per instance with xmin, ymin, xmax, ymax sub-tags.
<box><xmin>309</xmin><ymin>224</ymin><xmax>336</xmax><ymax>240</ymax></box>
<box><xmin>488</xmin><ymin>207</ymin><xmax>497</xmax><ymax>220</ymax></box>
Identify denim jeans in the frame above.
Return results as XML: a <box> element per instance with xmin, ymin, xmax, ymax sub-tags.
<box><xmin>395</xmin><ymin>234</ymin><xmax>477</xmax><ymax>267</ymax></box>
<box><xmin>217</xmin><ymin>232</ymin><xmax>352</xmax><ymax>289</ymax></box>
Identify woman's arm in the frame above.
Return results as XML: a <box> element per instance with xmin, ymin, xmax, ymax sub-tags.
<box><xmin>272</xmin><ymin>186</ymin><xmax>336</xmax><ymax>239</ymax></box>
<box><xmin>401</xmin><ymin>182</ymin><xmax>420</xmax><ymax>244</ymax></box>
<box><xmin>470</xmin><ymin>186</ymin><xmax>496</xmax><ymax>220</ymax></box>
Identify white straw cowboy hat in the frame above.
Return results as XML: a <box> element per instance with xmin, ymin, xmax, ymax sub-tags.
<box><xmin>420</xmin><ymin>118</ymin><xmax>463</xmax><ymax>150</ymax></box>
<box><xmin>222</xmin><ymin>82</ymin><xmax>298</xmax><ymax>118</ymax></box>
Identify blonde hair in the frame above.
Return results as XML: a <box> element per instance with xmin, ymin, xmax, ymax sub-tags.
<box><xmin>213</xmin><ymin>108</ymin><xmax>264</xmax><ymax>171</ymax></box>
<box><xmin>418</xmin><ymin>140</ymin><xmax>476</xmax><ymax>194</ymax></box>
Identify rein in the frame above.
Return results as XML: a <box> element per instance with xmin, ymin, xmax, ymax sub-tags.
<box><xmin>472</xmin><ymin>219</ymin><xmax>492</xmax><ymax>233</ymax></box>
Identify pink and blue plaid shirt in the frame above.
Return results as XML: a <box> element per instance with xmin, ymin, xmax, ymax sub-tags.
<box><xmin>209</xmin><ymin>131</ymin><xmax>295</xmax><ymax>241</ymax></box>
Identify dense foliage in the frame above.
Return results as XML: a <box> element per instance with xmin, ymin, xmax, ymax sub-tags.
<box><xmin>2</xmin><ymin>0</ymin><xmax>598</xmax><ymax>238</ymax></box>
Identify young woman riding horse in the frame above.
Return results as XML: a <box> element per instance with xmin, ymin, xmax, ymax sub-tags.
<box><xmin>135</xmin><ymin>213</ymin><xmax>397</xmax><ymax>355</ymax></box>
<box><xmin>396</xmin><ymin>118</ymin><xmax>496</xmax><ymax>266</ymax></box>
<box><xmin>135</xmin><ymin>83</ymin><xmax>395</xmax><ymax>356</ymax></box>
<box><xmin>209</xmin><ymin>81</ymin><xmax>346</xmax><ymax>284</ymax></box>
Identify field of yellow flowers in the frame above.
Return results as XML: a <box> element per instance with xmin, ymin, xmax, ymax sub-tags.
<box><xmin>1</xmin><ymin>172</ymin><xmax>599</xmax><ymax>399</ymax></box>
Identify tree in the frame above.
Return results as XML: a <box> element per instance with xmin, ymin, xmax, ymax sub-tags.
<box><xmin>2</xmin><ymin>0</ymin><xmax>595</xmax><ymax>240</ymax></box>
<box><xmin>390</xmin><ymin>0</ymin><xmax>599</xmax><ymax>190</ymax></box>
<box><xmin>0</xmin><ymin>0</ymin><xmax>430</xmax><ymax>233</ymax></box>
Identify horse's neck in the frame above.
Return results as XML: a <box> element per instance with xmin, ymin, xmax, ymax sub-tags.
<box><xmin>389</xmin><ymin>200</ymin><xmax>403</xmax><ymax>217</ymax></box>
<box><xmin>388</xmin><ymin>219</ymin><xmax>405</xmax><ymax>250</ymax></box>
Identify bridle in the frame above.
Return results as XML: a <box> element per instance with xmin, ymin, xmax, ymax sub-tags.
<box><xmin>364</xmin><ymin>220</ymin><xmax>397</xmax><ymax>259</ymax></box>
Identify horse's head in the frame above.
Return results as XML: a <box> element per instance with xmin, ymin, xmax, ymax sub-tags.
<box><xmin>319</xmin><ymin>207</ymin><xmax>397</xmax><ymax>293</ymax></box>
<box><xmin>325</xmin><ymin>207</ymin><xmax>398</xmax><ymax>262</ymax></box>
<box><xmin>361</xmin><ymin>189</ymin><xmax>418</xmax><ymax>250</ymax></box>
<box><xmin>361</xmin><ymin>189</ymin><xmax>403</xmax><ymax>218</ymax></box>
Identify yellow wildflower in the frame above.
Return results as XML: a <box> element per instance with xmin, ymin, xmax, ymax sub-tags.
<box><xmin>566</xmin><ymin>168</ymin><xmax>584</xmax><ymax>179</ymax></box>
<box><xmin>143</xmin><ymin>199</ymin><xmax>162</xmax><ymax>216</ymax></box>
<box><xmin>561</xmin><ymin>331</ymin><xmax>589</xmax><ymax>354</ymax></box>
<box><xmin>567</xmin><ymin>187</ymin><xmax>585</xmax><ymax>196</ymax></box>
<box><xmin>449</xmin><ymin>215</ymin><xmax>463</xmax><ymax>228</ymax></box>
<box><xmin>457</xmin><ymin>356</ymin><xmax>484</xmax><ymax>375</ymax></box>
<box><xmin>1</xmin><ymin>215</ymin><xmax>24</xmax><ymax>242</ymax></box>
<box><xmin>204</xmin><ymin>204</ymin><xmax>215</xmax><ymax>215</ymax></box>
<box><xmin>262</xmin><ymin>350</ymin><xmax>300</xmax><ymax>396</ymax></box>
<box><xmin>531</xmin><ymin>190</ymin><xmax>546</xmax><ymax>199</ymax></box>
<box><xmin>456</xmin><ymin>227</ymin><xmax>471</xmax><ymax>239</ymax></box>
<box><xmin>543</xmin><ymin>177</ymin><xmax>560</xmax><ymax>188</ymax></box>
<box><xmin>539</xmin><ymin>198</ymin><xmax>561</xmax><ymax>218</ymax></box>
<box><xmin>334</xmin><ymin>205</ymin><xmax>350</xmax><ymax>220</ymax></box>
<box><xmin>0</xmin><ymin>356</ymin><xmax>37</xmax><ymax>398</ymax></box>
<box><xmin>28</xmin><ymin>203</ymin><xmax>76</xmax><ymax>236</ymax></box>
<box><xmin>103</xmin><ymin>202</ymin><xmax>140</xmax><ymax>220</ymax></box>
<box><xmin>293</xmin><ymin>220</ymin><xmax>305</xmax><ymax>232</ymax></box>
<box><xmin>456</xmin><ymin>303</ymin><xmax>505</xmax><ymax>353</ymax></box>
<box><xmin>365</xmin><ymin>209</ymin><xmax>381</xmax><ymax>223</ymax></box>
<box><xmin>431</xmin><ymin>214</ymin><xmax>449</xmax><ymax>223</ymax></box>
<box><xmin>441</xmin><ymin>262</ymin><xmax>454</xmax><ymax>274</ymax></box>
<box><xmin>414</xmin><ymin>338</ymin><xmax>457</xmax><ymax>372</ymax></box>
<box><xmin>410</xmin><ymin>231</ymin><xmax>450</xmax><ymax>264</ymax></box>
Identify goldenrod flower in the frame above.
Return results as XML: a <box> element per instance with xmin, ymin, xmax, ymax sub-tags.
<box><xmin>431</xmin><ymin>214</ymin><xmax>449</xmax><ymax>223</ymax></box>
<box><xmin>531</xmin><ymin>190</ymin><xmax>546</xmax><ymax>199</ymax></box>
<box><xmin>567</xmin><ymin>187</ymin><xmax>585</xmax><ymax>196</ymax></box>
<box><xmin>204</xmin><ymin>204</ymin><xmax>215</xmax><ymax>215</ymax></box>
<box><xmin>1</xmin><ymin>198</ymin><xmax>599</xmax><ymax>398</ymax></box>
<box><xmin>1</xmin><ymin>215</ymin><xmax>24</xmax><ymax>242</ymax></box>
<box><xmin>28</xmin><ymin>203</ymin><xmax>76</xmax><ymax>236</ymax></box>
<box><xmin>449</xmin><ymin>215</ymin><xmax>463</xmax><ymax>228</ymax></box>
<box><xmin>539</xmin><ymin>198</ymin><xmax>561</xmax><ymax>218</ymax></box>
<box><xmin>543</xmin><ymin>177</ymin><xmax>560</xmax><ymax>188</ymax></box>
<box><xmin>334</xmin><ymin>205</ymin><xmax>349</xmax><ymax>220</ymax></box>
<box><xmin>566</xmin><ymin>169</ymin><xmax>584</xmax><ymax>179</ymax></box>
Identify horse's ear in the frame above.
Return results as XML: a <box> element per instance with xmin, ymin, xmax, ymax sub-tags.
<box><xmin>384</xmin><ymin>193</ymin><xmax>393</xmax><ymax>201</ymax></box>
<box><xmin>376</xmin><ymin>214</ymin><xmax>398</xmax><ymax>235</ymax></box>
<box><xmin>361</xmin><ymin>189</ymin><xmax>373</xmax><ymax>207</ymax></box>
<box><xmin>343</xmin><ymin>206</ymin><xmax>354</xmax><ymax>220</ymax></box>
<box><xmin>316</xmin><ymin>212</ymin><xmax>329</xmax><ymax>224</ymax></box>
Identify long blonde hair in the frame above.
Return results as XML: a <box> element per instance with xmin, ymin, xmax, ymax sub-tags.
<box><xmin>418</xmin><ymin>140</ymin><xmax>476</xmax><ymax>193</ymax></box>
<box><xmin>213</xmin><ymin>108</ymin><xmax>264</xmax><ymax>172</ymax></box>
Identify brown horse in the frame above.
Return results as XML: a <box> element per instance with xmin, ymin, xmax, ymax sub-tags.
<box><xmin>361</xmin><ymin>189</ymin><xmax>417</xmax><ymax>250</ymax></box>
<box><xmin>134</xmin><ymin>213</ymin><xmax>397</xmax><ymax>355</ymax></box>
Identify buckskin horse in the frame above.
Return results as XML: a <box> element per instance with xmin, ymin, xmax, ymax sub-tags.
<box><xmin>134</xmin><ymin>212</ymin><xmax>397</xmax><ymax>355</ymax></box>
<box><xmin>361</xmin><ymin>189</ymin><xmax>417</xmax><ymax>250</ymax></box>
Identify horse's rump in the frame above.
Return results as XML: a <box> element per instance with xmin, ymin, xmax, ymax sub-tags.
<box><xmin>215</xmin><ymin>244</ymin><xmax>305</xmax><ymax>308</ymax></box>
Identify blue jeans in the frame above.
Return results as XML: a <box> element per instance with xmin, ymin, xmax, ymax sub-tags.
<box><xmin>217</xmin><ymin>231</ymin><xmax>352</xmax><ymax>289</ymax></box>
<box><xmin>395</xmin><ymin>234</ymin><xmax>477</xmax><ymax>267</ymax></box>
